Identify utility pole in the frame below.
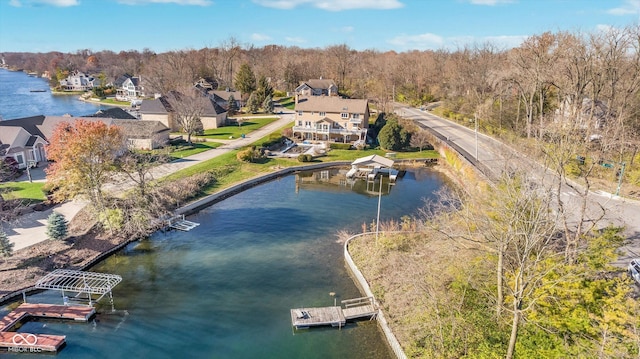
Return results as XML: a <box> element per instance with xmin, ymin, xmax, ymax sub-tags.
<box><xmin>474</xmin><ymin>113</ymin><xmax>478</xmax><ymax>161</ymax></box>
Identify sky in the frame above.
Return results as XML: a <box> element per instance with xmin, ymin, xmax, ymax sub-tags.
<box><xmin>0</xmin><ymin>0</ymin><xmax>638</xmax><ymax>54</ymax></box>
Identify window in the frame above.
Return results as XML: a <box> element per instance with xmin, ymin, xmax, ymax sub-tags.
<box><xmin>15</xmin><ymin>154</ymin><xmax>24</xmax><ymax>165</ymax></box>
<box><xmin>341</xmin><ymin>113</ymin><xmax>348</xmax><ymax>119</ymax></box>
<box><xmin>352</xmin><ymin>113</ymin><xmax>360</xmax><ymax>119</ymax></box>
<box><xmin>298</xmin><ymin>111</ymin><xmax>303</xmax><ymax>116</ymax></box>
<box><xmin>319</xmin><ymin>112</ymin><xmax>326</xmax><ymax>117</ymax></box>
<box><xmin>298</xmin><ymin>121</ymin><xmax>302</xmax><ymax>126</ymax></box>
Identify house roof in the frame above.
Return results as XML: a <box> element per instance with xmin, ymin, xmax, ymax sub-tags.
<box><xmin>351</xmin><ymin>154</ymin><xmax>395</xmax><ymax>168</ymax></box>
<box><xmin>203</xmin><ymin>98</ymin><xmax>227</xmax><ymax>116</ymax></box>
<box><xmin>88</xmin><ymin>108</ymin><xmax>137</xmax><ymax>120</ymax></box>
<box><xmin>0</xmin><ymin>115</ymin><xmax>47</xmax><ymax>138</ymax></box>
<box><xmin>295</xmin><ymin>96</ymin><xmax>368</xmax><ymax>114</ymax></box>
<box><xmin>140</xmin><ymin>97</ymin><xmax>171</xmax><ymax>114</ymax></box>
<box><xmin>297</xmin><ymin>79</ymin><xmax>337</xmax><ymax>91</ymax></box>
<box><xmin>113</xmin><ymin>74</ymin><xmax>133</xmax><ymax>88</ymax></box>
<box><xmin>210</xmin><ymin>90</ymin><xmax>241</xmax><ymax>101</ymax></box>
<box><xmin>112</xmin><ymin>120</ymin><xmax>169</xmax><ymax>138</ymax></box>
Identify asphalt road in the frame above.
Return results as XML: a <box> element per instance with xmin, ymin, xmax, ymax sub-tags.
<box><xmin>395</xmin><ymin>104</ymin><xmax>640</xmax><ymax>264</ymax></box>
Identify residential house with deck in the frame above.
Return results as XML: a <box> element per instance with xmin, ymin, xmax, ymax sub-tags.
<box><xmin>114</xmin><ymin>74</ymin><xmax>144</xmax><ymax>102</ymax></box>
<box><xmin>295</xmin><ymin>79</ymin><xmax>338</xmax><ymax>97</ymax></box>
<box><xmin>59</xmin><ymin>71</ymin><xmax>97</xmax><ymax>91</ymax></box>
<box><xmin>292</xmin><ymin>96</ymin><xmax>369</xmax><ymax>144</ymax></box>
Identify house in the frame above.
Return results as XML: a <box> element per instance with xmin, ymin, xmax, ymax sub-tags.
<box><xmin>554</xmin><ymin>97</ymin><xmax>612</xmax><ymax>131</ymax></box>
<box><xmin>59</xmin><ymin>71</ymin><xmax>97</xmax><ymax>91</ymax></box>
<box><xmin>113</xmin><ymin>120</ymin><xmax>170</xmax><ymax>150</ymax></box>
<box><xmin>88</xmin><ymin>108</ymin><xmax>138</xmax><ymax>120</ymax></box>
<box><xmin>139</xmin><ymin>93</ymin><xmax>228</xmax><ymax>131</ymax></box>
<box><xmin>209</xmin><ymin>89</ymin><xmax>243</xmax><ymax>110</ymax></box>
<box><xmin>292</xmin><ymin>96</ymin><xmax>369</xmax><ymax>144</ymax></box>
<box><xmin>295</xmin><ymin>79</ymin><xmax>338</xmax><ymax>97</ymax></box>
<box><xmin>114</xmin><ymin>74</ymin><xmax>144</xmax><ymax>102</ymax></box>
<box><xmin>0</xmin><ymin>115</ymin><xmax>170</xmax><ymax>167</ymax></box>
<box><xmin>194</xmin><ymin>77</ymin><xmax>218</xmax><ymax>92</ymax></box>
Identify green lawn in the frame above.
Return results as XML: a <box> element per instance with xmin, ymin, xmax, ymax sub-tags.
<box><xmin>277</xmin><ymin>97</ymin><xmax>295</xmax><ymax>110</ymax></box>
<box><xmin>0</xmin><ymin>182</ymin><xmax>47</xmax><ymax>202</ymax></box>
<box><xmin>100</xmin><ymin>98</ymin><xmax>130</xmax><ymax>106</ymax></box>
<box><xmin>179</xmin><ymin>117</ymin><xmax>279</xmax><ymax>140</ymax></box>
<box><xmin>166</xmin><ymin>141</ymin><xmax>223</xmax><ymax>159</ymax></box>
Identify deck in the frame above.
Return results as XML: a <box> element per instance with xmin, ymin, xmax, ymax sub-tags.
<box><xmin>0</xmin><ymin>303</ymin><xmax>96</xmax><ymax>353</ymax></box>
<box><xmin>290</xmin><ymin>296</ymin><xmax>377</xmax><ymax>329</ymax></box>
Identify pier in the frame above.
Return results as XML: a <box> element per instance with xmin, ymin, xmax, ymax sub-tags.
<box><xmin>166</xmin><ymin>214</ymin><xmax>200</xmax><ymax>231</ymax></box>
<box><xmin>0</xmin><ymin>303</ymin><xmax>96</xmax><ymax>353</ymax></box>
<box><xmin>290</xmin><ymin>296</ymin><xmax>377</xmax><ymax>329</ymax></box>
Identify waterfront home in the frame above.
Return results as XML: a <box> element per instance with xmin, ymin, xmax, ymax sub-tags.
<box><xmin>59</xmin><ymin>71</ymin><xmax>97</xmax><ymax>91</ymax></box>
<box><xmin>292</xmin><ymin>96</ymin><xmax>369</xmax><ymax>144</ymax></box>
<box><xmin>114</xmin><ymin>74</ymin><xmax>144</xmax><ymax>102</ymax></box>
<box><xmin>295</xmin><ymin>78</ymin><xmax>339</xmax><ymax>97</ymax></box>
<box><xmin>0</xmin><ymin>115</ymin><xmax>170</xmax><ymax>167</ymax></box>
<box><xmin>139</xmin><ymin>93</ymin><xmax>228</xmax><ymax>131</ymax></box>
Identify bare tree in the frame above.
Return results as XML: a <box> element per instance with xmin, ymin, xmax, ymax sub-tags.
<box><xmin>166</xmin><ymin>88</ymin><xmax>208</xmax><ymax>145</ymax></box>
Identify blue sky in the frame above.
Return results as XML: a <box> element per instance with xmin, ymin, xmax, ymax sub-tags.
<box><xmin>0</xmin><ymin>0</ymin><xmax>638</xmax><ymax>53</ymax></box>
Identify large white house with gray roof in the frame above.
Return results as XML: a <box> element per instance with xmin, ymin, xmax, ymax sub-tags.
<box><xmin>292</xmin><ymin>96</ymin><xmax>369</xmax><ymax>144</ymax></box>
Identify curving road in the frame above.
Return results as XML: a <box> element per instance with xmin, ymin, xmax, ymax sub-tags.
<box><xmin>395</xmin><ymin>104</ymin><xmax>640</xmax><ymax>264</ymax></box>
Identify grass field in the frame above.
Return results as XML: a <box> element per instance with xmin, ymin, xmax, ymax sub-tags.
<box><xmin>0</xmin><ymin>181</ymin><xmax>47</xmax><ymax>202</ymax></box>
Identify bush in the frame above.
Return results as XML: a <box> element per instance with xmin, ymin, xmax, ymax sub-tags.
<box><xmin>297</xmin><ymin>154</ymin><xmax>313</xmax><ymax>162</ymax></box>
<box><xmin>46</xmin><ymin>211</ymin><xmax>69</xmax><ymax>240</ymax></box>
<box><xmin>237</xmin><ymin>146</ymin><xmax>266</xmax><ymax>163</ymax></box>
<box><xmin>329</xmin><ymin>143</ymin><xmax>352</xmax><ymax>150</ymax></box>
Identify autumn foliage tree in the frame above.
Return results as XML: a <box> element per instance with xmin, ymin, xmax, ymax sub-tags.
<box><xmin>45</xmin><ymin>119</ymin><xmax>125</xmax><ymax>212</ymax></box>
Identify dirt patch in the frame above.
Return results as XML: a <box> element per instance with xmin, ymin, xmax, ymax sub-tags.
<box><xmin>0</xmin><ymin>207</ymin><xmax>130</xmax><ymax>302</ymax></box>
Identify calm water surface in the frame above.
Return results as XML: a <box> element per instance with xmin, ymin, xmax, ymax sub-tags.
<box><xmin>3</xmin><ymin>169</ymin><xmax>449</xmax><ymax>358</ymax></box>
<box><xmin>0</xmin><ymin>69</ymin><xmax>112</xmax><ymax>119</ymax></box>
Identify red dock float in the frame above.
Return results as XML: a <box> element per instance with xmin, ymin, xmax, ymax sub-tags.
<box><xmin>0</xmin><ymin>303</ymin><xmax>95</xmax><ymax>353</ymax></box>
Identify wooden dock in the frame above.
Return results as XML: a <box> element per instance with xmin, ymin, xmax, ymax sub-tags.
<box><xmin>0</xmin><ymin>303</ymin><xmax>96</xmax><ymax>353</ymax></box>
<box><xmin>290</xmin><ymin>296</ymin><xmax>377</xmax><ymax>329</ymax></box>
<box><xmin>166</xmin><ymin>215</ymin><xmax>200</xmax><ymax>231</ymax></box>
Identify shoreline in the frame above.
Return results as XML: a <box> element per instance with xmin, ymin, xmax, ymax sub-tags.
<box><xmin>0</xmin><ymin>159</ymin><xmax>437</xmax><ymax>305</ymax></box>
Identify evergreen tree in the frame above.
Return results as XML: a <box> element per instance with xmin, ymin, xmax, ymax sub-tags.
<box><xmin>247</xmin><ymin>92</ymin><xmax>260</xmax><ymax>113</ymax></box>
<box><xmin>378</xmin><ymin>119</ymin><xmax>410</xmax><ymax>151</ymax></box>
<box><xmin>256</xmin><ymin>75</ymin><xmax>273</xmax><ymax>104</ymax></box>
<box><xmin>262</xmin><ymin>94</ymin><xmax>274</xmax><ymax>114</ymax></box>
<box><xmin>0</xmin><ymin>228</ymin><xmax>13</xmax><ymax>257</ymax></box>
<box><xmin>46</xmin><ymin>211</ymin><xmax>68</xmax><ymax>240</ymax></box>
<box><xmin>234</xmin><ymin>63</ymin><xmax>256</xmax><ymax>95</ymax></box>
<box><xmin>227</xmin><ymin>94</ymin><xmax>238</xmax><ymax>115</ymax></box>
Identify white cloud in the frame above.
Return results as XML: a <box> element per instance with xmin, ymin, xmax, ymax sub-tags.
<box><xmin>117</xmin><ymin>0</ymin><xmax>212</xmax><ymax>5</ymax></box>
<box><xmin>607</xmin><ymin>0</ymin><xmax>640</xmax><ymax>15</ymax></box>
<box><xmin>251</xmin><ymin>33</ymin><xmax>272</xmax><ymax>41</ymax></box>
<box><xmin>253</xmin><ymin>0</ymin><xmax>404</xmax><ymax>11</ymax></box>
<box><xmin>468</xmin><ymin>0</ymin><xmax>512</xmax><ymax>5</ymax></box>
<box><xmin>285</xmin><ymin>36</ymin><xmax>307</xmax><ymax>44</ymax></box>
<box><xmin>9</xmin><ymin>0</ymin><xmax>79</xmax><ymax>6</ymax></box>
<box><xmin>388</xmin><ymin>33</ymin><xmax>444</xmax><ymax>50</ymax></box>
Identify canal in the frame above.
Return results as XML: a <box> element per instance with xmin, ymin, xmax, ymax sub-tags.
<box><xmin>7</xmin><ymin>167</ymin><xmax>449</xmax><ymax>358</ymax></box>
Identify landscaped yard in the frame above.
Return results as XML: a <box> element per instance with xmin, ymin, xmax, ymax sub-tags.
<box><xmin>175</xmin><ymin>117</ymin><xmax>279</xmax><ymax>140</ymax></box>
<box><xmin>0</xmin><ymin>181</ymin><xmax>47</xmax><ymax>203</ymax></box>
<box><xmin>164</xmin><ymin>141</ymin><xmax>224</xmax><ymax>159</ymax></box>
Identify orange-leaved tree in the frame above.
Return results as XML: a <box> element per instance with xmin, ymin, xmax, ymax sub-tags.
<box><xmin>45</xmin><ymin>119</ymin><xmax>125</xmax><ymax>212</ymax></box>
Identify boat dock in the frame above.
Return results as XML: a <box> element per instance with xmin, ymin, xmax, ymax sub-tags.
<box><xmin>290</xmin><ymin>296</ymin><xmax>377</xmax><ymax>329</ymax></box>
<box><xmin>0</xmin><ymin>303</ymin><xmax>96</xmax><ymax>353</ymax></box>
<box><xmin>166</xmin><ymin>214</ymin><xmax>200</xmax><ymax>231</ymax></box>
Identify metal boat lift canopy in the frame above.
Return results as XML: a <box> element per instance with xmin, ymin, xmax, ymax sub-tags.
<box><xmin>35</xmin><ymin>269</ymin><xmax>122</xmax><ymax>307</ymax></box>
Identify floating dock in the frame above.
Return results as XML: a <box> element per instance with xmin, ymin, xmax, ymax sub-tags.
<box><xmin>290</xmin><ymin>296</ymin><xmax>377</xmax><ymax>329</ymax></box>
<box><xmin>166</xmin><ymin>215</ymin><xmax>200</xmax><ymax>231</ymax></box>
<box><xmin>0</xmin><ymin>303</ymin><xmax>96</xmax><ymax>353</ymax></box>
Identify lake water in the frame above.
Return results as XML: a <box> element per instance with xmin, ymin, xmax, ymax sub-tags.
<box><xmin>0</xmin><ymin>69</ymin><xmax>449</xmax><ymax>358</ymax></box>
<box><xmin>3</xmin><ymin>168</ymin><xmax>449</xmax><ymax>358</ymax></box>
<box><xmin>0</xmin><ymin>69</ymin><xmax>112</xmax><ymax>120</ymax></box>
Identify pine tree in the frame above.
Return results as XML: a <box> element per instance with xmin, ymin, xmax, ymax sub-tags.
<box><xmin>263</xmin><ymin>94</ymin><xmax>274</xmax><ymax>114</ymax></box>
<box><xmin>0</xmin><ymin>228</ymin><xmax>14</xmax><ymax>257</ymax></box>
<box><xmin>234</xmin><ymin>63</ymin><xmax>256</xmax><ymax>95</ymax></box>
<box><xmin>247</xmin><ymin>93</ymin><xmax>260</xmax><ymax>113</ymax></box>
<box><xmin>46</xmin><ymin>211</ymin><xmax>68</xmax><ymax>240</ymax></box>
<box><xmin>227</xmin><ymin>94</ymin><xmax>238</xmax><ymax>115</ymax></box>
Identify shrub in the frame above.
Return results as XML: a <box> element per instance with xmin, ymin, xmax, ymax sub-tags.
<box><xmin>297</xmin><ymin>154</ymin><xmax>313</xmax><ymax>162</ymax></box>
<box><xmin>237</xmin><ymin>146</ymin><xmax>266</xmax><ymax>163</ymax></box>
<box><xmin>329</xmin><ymin>143</ymin><xmax>352</xmax><ymax>150</ymax></box>
<box><xmin>46</xmin><ymin>211</ymin><xmax>69</xmax><ymax>240</ymax></box>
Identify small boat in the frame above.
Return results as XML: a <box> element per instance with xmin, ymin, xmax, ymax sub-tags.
<box><xmin>30</xmin><ymin>89</ymin><xmax>47</xmax><ymax>92</ymax></box>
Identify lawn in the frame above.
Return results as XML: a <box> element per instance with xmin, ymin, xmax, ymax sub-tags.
<box><xmin>277</xmin><ymin>97</ymin><xmax>295</xmax><ymax>110</ymax></box>
<box><xmin>0</xmin><ymin>181</ymin><xmax>47</xmax><ymax>203</ymax></box>
<box><xmin>173</xmin><ymin>117</ymin><xmax>279</xmax><ymax>141</ymax></box>
<box><xmin>165</xmin><ymin>141</ymin><xmax>223</xmax><ymax>159</ymax></box>
<box><xmin>100</xmin><ymin>98</ymin><xmax>130</xmax><ymax>106</ymax></box>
